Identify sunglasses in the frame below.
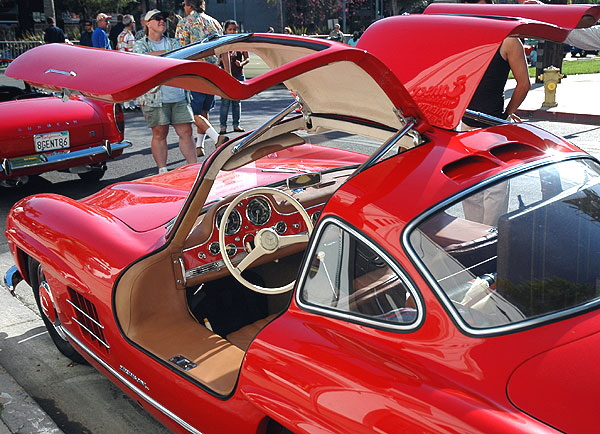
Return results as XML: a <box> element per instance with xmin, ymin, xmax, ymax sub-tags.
<box><xmin>151</xmin><ymin>16</ymin><xmax>166</xmax><ymax>22</ymax></box>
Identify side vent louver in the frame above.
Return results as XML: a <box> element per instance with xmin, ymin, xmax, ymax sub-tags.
<box><xmin>67</xmin><ymin>288</ymin><xmax>110</xmax><ymax>353</ymax></box>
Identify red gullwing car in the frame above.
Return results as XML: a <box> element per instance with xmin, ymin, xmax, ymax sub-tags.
<box><xmin>3</xmin><ymin>5</ymin><xmax>600</xmax><ymax>433</ymax></box>
<box><xmin>0</xmin><ymin>68</ymin><xmax>130</xmax><ymax>186</ymax></box>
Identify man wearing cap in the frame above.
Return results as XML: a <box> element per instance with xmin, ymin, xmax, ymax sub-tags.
<box><xmin>175</xmin><ymin>0</ymin><xmax>225</xmax><ymax>157</ymax></box>
<box><xmin>92</xmin><ymin>13</ymin><xmax>112</xmax><ymax>49</ymax></box>
<box><xmin>134</xmin><ymin>9</ymin><xmax>196</xmax><ymax>174</ymax></box>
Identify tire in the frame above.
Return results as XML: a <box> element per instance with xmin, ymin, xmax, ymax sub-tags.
<box><xmin>28</xmin><ymin>257</ymin><xmax>88</xmax><ymax>364</ymax></box>
<box><xmin>77</xmin><ymin>163</ymin><xmax>106</xmax><ymax>182</ymax></box>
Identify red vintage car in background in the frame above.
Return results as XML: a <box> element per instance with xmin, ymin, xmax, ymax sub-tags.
<box><xmin>4</xmin><ymin>5</ymin><xmax>600</xmax><ymax>434</ymax></box>
<box><xmin>0</xmin><ymin>72</ymin><xmax>130</xmax><ymax>186</ymax></box>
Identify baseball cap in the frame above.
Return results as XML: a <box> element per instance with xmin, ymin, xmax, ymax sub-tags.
<box><xmin>122</xmin><ymin>14</ymin><xmax>135</xmax><ymax>26</ymax></box>
<box><xmin>144</xmin><ymin>9</ymin><xmax>167</xmax><ymax>22</ymax></box>
<box><xmin>96</xmin><ymin>13</ymin><xmax>112</xmax><ymax>22</ymax></box>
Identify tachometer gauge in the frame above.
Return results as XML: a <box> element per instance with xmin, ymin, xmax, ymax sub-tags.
<box><xmin>246</xmin><ymin>196</ymin><xmax>271</xmax><ymax>226</ymax></box>
<box><xmin>216</xmin><ymin>207</ymin><xmax>242</xmax><ymax>236</ymax></box>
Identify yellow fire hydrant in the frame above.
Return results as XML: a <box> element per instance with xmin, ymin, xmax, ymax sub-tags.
<box><xmin>538</xmin><ymin>66</ymin><xmax>564</xmax><ymax>108</ymax></box>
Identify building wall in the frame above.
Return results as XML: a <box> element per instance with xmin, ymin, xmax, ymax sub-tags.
<box><xmin>206</xmin><ymin>0</ymin><xmax>279</xmax><ymax>33</ymax></box>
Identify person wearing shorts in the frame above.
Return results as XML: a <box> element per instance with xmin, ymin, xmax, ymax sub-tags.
<box><xmin>134</xmin><ymin>9</ymin><xmax>196</xmax><ymax>173</ymax></box>
<box><xmin>176</xmin><ymin>0</ymin><xmax>227</xmax><ymax>156</ymax></box>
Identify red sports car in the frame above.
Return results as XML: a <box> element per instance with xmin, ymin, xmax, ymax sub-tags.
<box><xmin>0</xmin><ymin>73</ymin><xmax>130</xmax><ymax>186</ymax></box>
<box><xmin>4</xmin><ymin>5</ymin><xmax>600</xmax><ymax>434</ymax></box>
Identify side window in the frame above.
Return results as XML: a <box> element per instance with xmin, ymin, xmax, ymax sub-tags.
<box><xmin>299</xmin><ymin>222</ymin><xmax>420</xmax><ymax>327</ymax></box>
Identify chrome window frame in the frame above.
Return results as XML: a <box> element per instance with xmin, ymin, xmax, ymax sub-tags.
<box><xmin>403</xmin><ymin>154</ymin><xmax>600</xmax><ymax>336</ymax></box>
<box><xmin>296</xmin><ymin>216</ymin><xmax>424</xmax><ymax>331</ymax></box>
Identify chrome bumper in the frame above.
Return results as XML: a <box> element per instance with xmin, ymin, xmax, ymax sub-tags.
<box><xmin>3</xmin><ymin>265</ymin><xmax>23</xmax><ymax>296</ymax></box>
<box><xmin>1</xmin><ymin>140</ymin><xmax>132</xmax><ymax>177</ymax></box>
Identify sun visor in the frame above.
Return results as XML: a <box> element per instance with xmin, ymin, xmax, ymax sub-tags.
<box><xmin>424</xmin><ymin>4</ymin><xmax>600</xmax><ymax>31</ymax></box>
<box><xmin>357</xmin><ymin>15</ymin><xmax>569</xmax><ymax>129</ymax></box>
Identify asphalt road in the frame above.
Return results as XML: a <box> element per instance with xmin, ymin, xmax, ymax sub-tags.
<box><xmin>1</xmin><ymin>85</ymin><xmax>600</xmax><ymax>433</ymax></box>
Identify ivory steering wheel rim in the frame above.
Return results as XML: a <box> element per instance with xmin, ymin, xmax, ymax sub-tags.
<box><xmin>218</xmin><ymin>187</ymin><xmax>313</xmax><ymax>294</ymax></box>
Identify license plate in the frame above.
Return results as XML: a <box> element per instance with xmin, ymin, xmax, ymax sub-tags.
<box><xmin>34</xmin><ymin>131</ymin><xmax>70</xmax><ymax>152</ymax></box>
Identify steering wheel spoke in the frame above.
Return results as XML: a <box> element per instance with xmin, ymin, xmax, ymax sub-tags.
<box><xmin>278</xmin><ymin>232</ymin><xmax>309</xmax><ymax>248</ymax></box>
<box><xmin>236</xmin><ymin>244</ymin><xmax>265</xmax><ymax>272</ymax></box>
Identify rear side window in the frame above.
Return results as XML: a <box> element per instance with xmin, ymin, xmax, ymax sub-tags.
<box><xmin>299</xmin><ymin>220</ymin><xmax>422</xmax><ymax>329</ymax></box>
<box><xmin>409</xmin><ymin>159</ymin><xmax>600</xmax><ymax>333</ymax></box>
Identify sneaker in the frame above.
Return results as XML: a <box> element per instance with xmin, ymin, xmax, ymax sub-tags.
<box><xmin>233</xmin><ymin>127</ymin><xmax>245</xmax><ymax>132</ymax></box>
<box><xmin>196</xmin><ymin>147</ymin><xmax>205</xmax><ymax>157</ymax></box>
<box><xmin>219</xmin><ymin>128</ymin><xmax>227</xmax><ymax>135</ymax></box>
<box><xmin>216</xmin><ymin>136</ymin><xmax>229</xmax><ymax>148</ymax></box>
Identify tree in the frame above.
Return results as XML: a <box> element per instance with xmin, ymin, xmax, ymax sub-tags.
<box><xmin>56</xmin><ymin>0</ymin><xmax>135</xmax><ymax>21</ymax></box>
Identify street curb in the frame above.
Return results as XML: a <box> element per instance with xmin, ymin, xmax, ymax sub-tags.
<box><xmin>0</xmin><ymin>364</ymin><xmax>64</xmax><ymax>434</ymax></box>
<box><xmin>517</xmin><ymin>108</ymin><xmax>600</xmax><ymax>126</ymax></box>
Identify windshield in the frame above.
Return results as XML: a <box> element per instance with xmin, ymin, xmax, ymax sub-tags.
<box><xmin>409</xmin><ymin>159</ymin><xmax>600</xmax><ymax>333</ymax></box>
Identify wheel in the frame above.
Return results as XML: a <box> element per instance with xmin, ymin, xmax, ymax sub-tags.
<box><xmin>77</xmin><ymin>163</ymin><xmax>106</xmax><ymax>182</ymax></box>
<box><xmin>219</xmin><ymin>187</ymin><xmax>313</xmax><ymax>295</ymax></box>
<box><xmin>28</xmin><ymin>257</ymin><xmax>88</xmax><ymax>364</ymax></box>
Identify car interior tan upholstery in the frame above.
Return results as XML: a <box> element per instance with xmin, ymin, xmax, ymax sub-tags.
<box><xmin>115</xmin><ymin>246</ymin><xmax>245</xmax><ymax>396</ymax></box>
<box><xmin>226</xmin><ymin>314</ymin><xmax>278</xmax><ymax>351</ymax></box>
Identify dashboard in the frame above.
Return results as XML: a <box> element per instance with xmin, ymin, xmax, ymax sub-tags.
<box><xmin>183</xmin><ymin>193</ymin><xmax>322</xmax><ymax>281</ymax></box>
<box><xmin>182</xmin><ymin>168</ymin><xmax>354</xmax><ymax>283</ymax></box>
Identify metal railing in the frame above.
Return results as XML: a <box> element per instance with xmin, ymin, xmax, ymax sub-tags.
<box><xmin>0</xmin><ymin>40</ymin><xmax>43</xmax><ymax>60</ymax></box>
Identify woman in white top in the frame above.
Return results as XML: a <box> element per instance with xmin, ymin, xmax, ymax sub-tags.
<box><xmin>133</xmin><ymin>10</ymin><xmax>196</xmax><ymax>174</ymax></box>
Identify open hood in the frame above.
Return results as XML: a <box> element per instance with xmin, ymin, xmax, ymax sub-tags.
<box><xmin>424</xmin><ymin>4</ymin><xmax>600</xmax><ymax>32</ymax></box>
<box><xmin>6</xmin><ymin>11</ymin><xmax>589</xmax><ymax>131</ymax></box>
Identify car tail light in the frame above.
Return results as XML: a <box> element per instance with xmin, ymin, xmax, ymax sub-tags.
<box><xmin>114</xmin><ymin>103</ymin><xmax>125</xmax><ymax>134</ymax></box>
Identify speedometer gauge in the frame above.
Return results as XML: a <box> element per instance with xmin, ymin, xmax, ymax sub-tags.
<box><xmin>246</xmin><ymin>196</ymin><xmax>271</xmax><ymax>226</ymax></box>
<box><xmin>216</xmin><ymin>207</ymin><xmax>242</xmax><ymax>236</ymax></box>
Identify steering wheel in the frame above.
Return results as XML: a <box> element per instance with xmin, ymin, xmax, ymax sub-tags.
<box><xmin>219</xmin><ymin>187</ymin><xmax>313</xmax><ymax>294</ymax></box>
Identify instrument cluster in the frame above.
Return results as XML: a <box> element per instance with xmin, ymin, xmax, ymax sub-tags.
<box><xmin>183</xmin><ymin>194</ymin><xmax>322</xmax><ymax>276</ymax></box>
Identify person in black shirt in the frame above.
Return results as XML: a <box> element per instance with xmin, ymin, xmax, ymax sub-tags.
<box><xmin>109</xmin><ymin>14</ymin><xmax>125</xmax><ymax>50</ymax></box>
<box><xmin>79</xmin><ymin>20</ymin><xmax>94</xmax><ymax>47</ymax></box>
<box><xmin>44</xmin><ymin>17</ymin><xmax>66</xmax><ymax>44</ymax></box>
<box><xmin>219</xmin><ymin>20</ymin><xmax>249</xmax><ymax>134</ymax></box>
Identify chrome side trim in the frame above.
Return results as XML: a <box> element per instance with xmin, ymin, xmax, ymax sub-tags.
<box><xmin>2</xmin><ymin>265</ymin><xmax>23</xmax><ymax>296</ymax></box>
<box><xmin>0</xmin><ymin>140</ymin><xmax>132</xmax><ymax>175</ymax></box>
<box><xmin>62</xmin><ymin>328</ymin><xmax>205</xmax><ymax>434</ymax></box>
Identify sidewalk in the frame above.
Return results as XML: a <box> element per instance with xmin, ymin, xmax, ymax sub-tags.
<box><xmin>0</xmin><ymin>364</ymin><xmax>64</xmax><ymax>434</ymax></box>
<box><xmin>507</xmin><ymin>72</ymin><xmax>600</xmax><ymax>125</ymax></box>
